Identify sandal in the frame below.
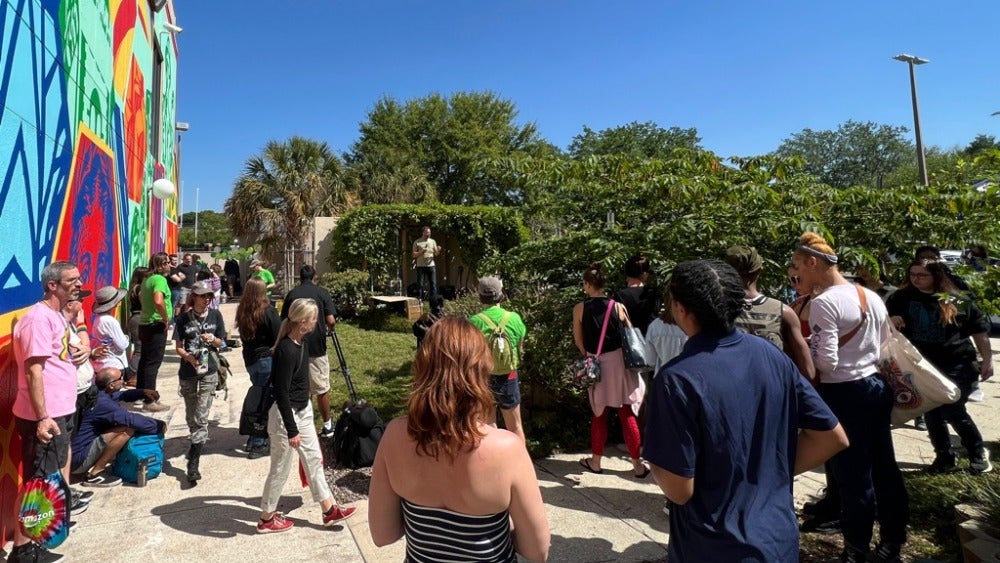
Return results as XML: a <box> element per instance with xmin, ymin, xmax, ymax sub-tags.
<box><xmin>633</xmin><ymin>466</ymin><xmax>651</xmax><ymax>479</ymax></box>
<box><xmin>579</xmin><ymin>458</ymin><xmax>603</xmax><ymax>474</ymax></box>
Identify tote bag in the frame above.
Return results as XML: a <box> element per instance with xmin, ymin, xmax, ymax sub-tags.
<box><xmin>19</xmin><ymin>443</ymin><xmax>71</xmax><ymax>549</ymax></box>
<box><xmin>616</xmin><ymin>302</ymin><xmax>653</xmax><ymax>370</ymax></box>
<box><xmin>877</xmin><ymin>327</ymin><xmax>960</xmax><ymax>425</ymax></box>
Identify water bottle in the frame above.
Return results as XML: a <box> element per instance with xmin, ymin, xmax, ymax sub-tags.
<box><xmin>137</xmin><ymin>459</ymin><xmax>148</xmax><ymax>487</ymax></box>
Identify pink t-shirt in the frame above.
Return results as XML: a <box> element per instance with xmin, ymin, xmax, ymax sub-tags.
<box><xmin>13</xmin><ymin>302</ymin><xmax>78</xmax><ymax>420</ymax></box>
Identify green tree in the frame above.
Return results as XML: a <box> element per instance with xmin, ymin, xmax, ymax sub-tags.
<box><xmin>225</xmin><ymin>136</ymin><xmax>352</xmax><ymax>261</ymax></box>
<box><xmin>567</xmin><ymin>121</ymin><xmax>701</xmax><ymax>159</ymax></box>
<box><xmin>348</xmin><ymin>91</ymin><xmax>550</xmax><ymax>206</ymax></box>
<box><xmin>178</xmin><ymin>211</ymin><xmax>234</xmax><ymax>250</ymax></box>
<box><xmin>774</xmin><ymin>120</ymin><xmax>913</xmax><ymax>188</ymax></box>
<box><xmin>963</xmin><ymin>134</ymin><xmax>1000</xmax><ymax>157</ymax></box>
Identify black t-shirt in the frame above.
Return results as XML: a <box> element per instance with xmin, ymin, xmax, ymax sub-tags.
<box><xmin>241</xmin><ymin>307</ymin><xmax>282</xmax><ymax>365</ymax></box>
<box><xmin>886</xmin><ymin>286</ymin><xmax>989</xmax><ymax>371</ymax></box>
<box><xmin>224</xmin><ymin>259</ymin><xmax>240</xmax><ymax>277</ymax></box>
<box><xmin>178</xmin><ymin>264</ymin><xmax>200</xmax><ymax>289</ymax></box>
<box><xmin>582</xmin><ymin>297</ymin><xmax>623</xmax><ymax>354</ymax></box>
<box><xmin>167</xmin><ymin>267</ymin><xmax>182</xmax><ymax>290</ymax></box>
<box><xmin>613</xmin><ymin>285</ymin><xmax>660</xmax><ymax>336</ymax></box>
<box><xmin>272</xmin><ymin>337</ymin><xmax>309</xmax><ymax>437</ymax></box>
<box><xmin>281</xmin><ymin>281</ymin><xmax>337</xmax><ymax>357</ymax></box>
<box><xmin>173</xmin><ymin>309</ymin><xmax>227</xmax><ymax>380</ymax></box>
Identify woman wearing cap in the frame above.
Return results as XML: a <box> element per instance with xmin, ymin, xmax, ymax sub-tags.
<box><xmin>174</xmin><ymin>281</ymin><xmax>228</xmax><ymax>483</ymax></box>
<box><xmin>573</xmin><ymin>262</ymin><xmax>649</xmax><ymax>478</ymax></box>
<box><xmin>91</xmin><ymin>286</ymin><xmax>131</xmax><ymax>379</ymax></box>
<box><xmin>791</xmin><ymin>231</ymin><xmax>908</xmax><ymax>563</ymax></box>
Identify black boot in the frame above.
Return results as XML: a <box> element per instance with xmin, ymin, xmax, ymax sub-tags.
<box><xmin>187</xmin><ymin>442</ymin><xmax>203</xmax><ymax>483</ymax></box>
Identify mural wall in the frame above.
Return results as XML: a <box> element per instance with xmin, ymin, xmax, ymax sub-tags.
<box><xmin>0</xmin><ymin>0</ymin><xmax>179</xmax><ymax>539</ymax></box>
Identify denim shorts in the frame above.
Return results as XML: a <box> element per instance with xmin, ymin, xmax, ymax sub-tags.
<box><xmin>489</xmin><ymin>373</ymin><xmax>521</xmax><ymax>409</ymax></box>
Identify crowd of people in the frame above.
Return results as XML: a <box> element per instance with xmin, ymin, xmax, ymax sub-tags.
<box><xmin>8</xmin><ymin>233</ymin><xmax>995</xmax><ymax>562</ymax></box>
<box><xmin>389</xmin><ymin>229</ymin><xmax>995</xmax><ymax>563</ymax></box>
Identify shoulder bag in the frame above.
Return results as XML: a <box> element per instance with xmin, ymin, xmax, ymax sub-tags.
<box><xmin>569</xmin><ymin>300</ymin><xmax>614</xmax><ymax>390</ymax></box>
<box><xmin>616</xmin><ymin>301</ymin><xmax>653</xmax><ymax>370</ymax></box>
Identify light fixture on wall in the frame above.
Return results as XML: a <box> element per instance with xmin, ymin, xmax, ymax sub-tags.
<box><xmin>150</xmin><ymin>178</ymin><xmax>176</xmax><ymax>200</ymax></box>
<box><xmin>164</xmin><ymin>22</ymin><xmax>183</xmax><ymax>34</ymax></box>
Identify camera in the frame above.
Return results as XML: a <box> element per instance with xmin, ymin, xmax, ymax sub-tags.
<box><xmin>196</xmin><ymin>349</ymin><xmax>209</xmax><ymax>375</ymax></box>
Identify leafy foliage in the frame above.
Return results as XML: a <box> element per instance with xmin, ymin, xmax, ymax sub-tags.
<box><xmin>330</xmin><ymin>204</ymin><xmax>528</xmax><ymax>287</ymax></box>
<box><xmin>568</xmin><ymin>121</ymin><xmax>701</xmax><ymax>159</ymax></box>
<box><xmin>318</xmin><ymin>269</ymin><xmax>371</xmax><ymax>318</ymax></box>
<box><xmin>178</xmin><ymin>210</ymin><xmax>233</xmax><ymax>250</ymax></box>
<box><xmin>775</xmin><ymin>120</ymin><xmax>914</xmax><ymax>188</ymax></box>
<box><xmin>348</xmin><ymin>91</ymin><xmax>551</xmax><ymax>205</ymax></box>
<box><xmin>224</xmin><ymin>136</ymin><xmax>353</xmax><ymax>261</ymax></box>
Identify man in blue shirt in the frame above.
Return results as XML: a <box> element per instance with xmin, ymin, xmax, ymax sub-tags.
<box><xmin>644</xmin><ymin>260</ymin><xmax>848</xmax><ymax>562</ymax></box>
<box><xmin>71</xmin><ymin>368</ymin><xmax>165</xmax><ymax>487</ymax></box>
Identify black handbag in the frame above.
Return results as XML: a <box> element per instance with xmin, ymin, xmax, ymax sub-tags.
<box><xmin>239</xmin><ymin>384</ymin><xmax>273</xmax><ymax>437</ymax></box>
<box><xmin>616</xmin><ymin>302</ymin><xmax>653</xmax><ymax>370</ymax></box>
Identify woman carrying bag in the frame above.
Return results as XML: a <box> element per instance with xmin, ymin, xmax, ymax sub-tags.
<box><xmin>236</xmin><ymin>278</ymin><xmax>282</xmax><ymax>460</ymax></box>
<box><xmin>257</xmin><ymin>298</ymin><xmax>355</xmax><ymax>534</ymax></box>
<box><xmin>573</xmin><ymin>262</ymin><xmax>648</xmax><ymax>478</ymax></box>
<box><xmin>886</xmin><ymin>259</ymin><xmax>993</xmax><ymax>474</ymax></box>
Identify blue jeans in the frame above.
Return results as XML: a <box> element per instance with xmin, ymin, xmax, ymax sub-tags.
<box><xmin>820</xmin><ymin>375</ymin><xmax>909</xmax><ymax>550</ymax></box>
<box><xmin>416</xmin><ymin>266</ymin><xmax>437</xmax><ymax>300</ymax></box>
<box><xmin>926</xmin><ymin>362</ymin><xmax>983</xmax><ymax>457</ymax></box>
<box><xmin>247</xmin><ymin>357</ymin><xmax>272</xmax><ymax>448</ymax></box>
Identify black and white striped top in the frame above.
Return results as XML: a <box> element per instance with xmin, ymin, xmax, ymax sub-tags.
<box><xmin>401</xmin><ymin>498</ymin><xmax>516</xmax><ymax>563</ymax></box>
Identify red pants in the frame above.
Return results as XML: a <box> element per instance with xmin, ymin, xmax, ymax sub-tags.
<box><xmin>591</xmin><ymin>406</ymin><xmax>641</xmax><ymax>459</ymax></box>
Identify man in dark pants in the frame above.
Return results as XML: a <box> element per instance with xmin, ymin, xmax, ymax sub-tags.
<box><xmin>10</xmin><ymin>261</ymin><xmax>87</xmax><ymax>563</ymax></box>
<box><xmin>411</xmin><ymin>226</ymin><xmax>441</xmax><ymax>300</ymax></box>
<box><xmin>281</xmin><ymin>265</ymin><xmax>338</xmax><ymax>438</ymax></box>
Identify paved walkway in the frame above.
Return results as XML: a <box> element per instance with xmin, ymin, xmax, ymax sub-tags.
<box><xmin>30</xmin><ymin>303</ymin><xmax>1000</xmax><ymax>562</ymax></box>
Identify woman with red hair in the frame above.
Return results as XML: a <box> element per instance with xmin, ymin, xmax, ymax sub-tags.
<box><xmin>368</xmin><ymin>318</ymin><xmax>550</xmax><ymax>562</ymax></box>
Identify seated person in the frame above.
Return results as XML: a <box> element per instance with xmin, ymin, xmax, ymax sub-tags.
<box><xmin>71</xmin><ymin>367</ymin><xmax>165</xmax><ymax>487</ymax></box>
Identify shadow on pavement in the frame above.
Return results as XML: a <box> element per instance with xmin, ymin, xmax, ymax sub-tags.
<box><xmin>150</xmin><ymin>495</ymin><xmax>304</xmax><ymax>538</ymax></box>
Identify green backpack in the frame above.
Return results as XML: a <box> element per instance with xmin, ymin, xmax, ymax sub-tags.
<box><xmin>477</xmin><ymin>312</ymin><xmax>518</xmax><ymax>375</ymax></box>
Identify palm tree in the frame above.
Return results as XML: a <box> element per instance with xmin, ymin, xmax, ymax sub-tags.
<box><xmin>225</xmin><ymin>137</ymin><xmax>354</xmax><ymax>261</ymax></box>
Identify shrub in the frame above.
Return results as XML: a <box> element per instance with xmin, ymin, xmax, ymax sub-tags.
<box><xmin>319</xmin><ymin>269</ymin><xmax>371</xmax><ymax>318</ymax></box>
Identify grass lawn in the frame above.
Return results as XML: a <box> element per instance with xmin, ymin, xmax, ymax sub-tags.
<box><xmin>324</xmin><ymin>321</ymin><xmax>416</xmax><ymax>421</ymax></box>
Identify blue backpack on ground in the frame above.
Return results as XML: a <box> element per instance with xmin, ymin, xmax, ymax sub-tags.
<box><xmin>111</xmin><ymin>433</ymin><xmax>165</xmax><ymax>484</ymax></box>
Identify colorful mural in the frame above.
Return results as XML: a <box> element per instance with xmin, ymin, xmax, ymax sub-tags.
<box><xmin>0</xmin><ymin>0</ymin><xmax>179</xmax><ymax>542</ymax></box>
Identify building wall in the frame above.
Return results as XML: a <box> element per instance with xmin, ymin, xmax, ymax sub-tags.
<box><xmin>0</xmin><ymin>0</ymin><xmax>179</xmax><ymax>539</ymax></box>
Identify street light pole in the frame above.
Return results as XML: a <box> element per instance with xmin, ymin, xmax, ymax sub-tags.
<box><xmin>195</xmin><ymin>186</ymin><xmax>200</xmax><ymax>248</ymax></box>
<box><xmin>893</xmin><ymin>53</ymin><xmax>929</xmax><ymax>186</ymax></box>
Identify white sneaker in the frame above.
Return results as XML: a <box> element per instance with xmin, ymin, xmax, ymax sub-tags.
<box><xmin>969</xmin><ymin>387</ymin><xmax>985</xmax><ymax>402</ymax></box>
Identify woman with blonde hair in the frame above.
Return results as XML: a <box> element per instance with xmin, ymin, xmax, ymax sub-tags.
<box><xmin>368</xmin><ymin>318</ymin><xmax>550</xmax><ymax>562</ymax></box>
<box><xmin>886</xmin><ymin>259</ymin><xmax>993</xmax><ymax>474</ymax></box>
<box><xmin>573</xmin><ymin>262</ymin><xmax>648</xmax><ymax>478</ymax></box>
<box><xmin>257</xmin><ymin>298</ymin><xmax>355</xmax><ymax>533</ymax></box>
<box><xmin>791</xmin><ymin>232</ymin><xmax>908</xmax><ymax>563</ymax></box>
<box><xmin>236</xmin><ymin>278</ymin><xmax>282</xmax><ymax>459</ymax></box>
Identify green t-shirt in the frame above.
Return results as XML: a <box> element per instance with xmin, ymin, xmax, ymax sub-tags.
<box><xmin>468</xmin><ymin>305</ymin><xmax>527</xmax><ymax>355</ymax></box>
<box><xmin>140</xmin><ymin>274</ymin><xmax>172</xmax><ymax>324</ymax></box>
<box><xmin>254</xmin><ymin>268</ymin><xmax>275</xmax><ymax>294</ymax></box>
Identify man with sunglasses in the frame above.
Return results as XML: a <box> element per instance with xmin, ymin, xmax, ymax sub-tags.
<box><xmin>70</xmin><ymin>368</ymin><xmax>164</xmax><ymax>487</ymax></box>
<box><xmin>11</xmin><ymin>261</ymin><xmax>87</xmax><ymax>563</ymax></box>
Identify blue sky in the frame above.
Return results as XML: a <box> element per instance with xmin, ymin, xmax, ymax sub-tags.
<box><xmin>175</xmin><ymin>1</ymin><xmax>1000</xmax><ymax>213</ymax></box>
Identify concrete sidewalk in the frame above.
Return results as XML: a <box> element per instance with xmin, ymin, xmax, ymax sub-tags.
<box><xmin>35</xmin><ymin>302</ymin><xmax>1000</xmax><ymax>562</ymax></box>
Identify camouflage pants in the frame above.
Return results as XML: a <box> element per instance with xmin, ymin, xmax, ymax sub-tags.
<box><xmin>179</xmin><ymin>372</ymin><xmax>218</xmax><ymax>445</ymax></box>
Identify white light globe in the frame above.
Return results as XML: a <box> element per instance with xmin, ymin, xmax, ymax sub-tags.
<box><xmin>151</xmin><ymin>178</ymin><xmax>175</xmax><ymax>200</ymax></box>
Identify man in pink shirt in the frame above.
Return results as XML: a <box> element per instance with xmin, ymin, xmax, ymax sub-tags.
<box><xmin>10</xmin><ymin>261</ymin><xmax>87</xmax><ymax>563</ymax></box>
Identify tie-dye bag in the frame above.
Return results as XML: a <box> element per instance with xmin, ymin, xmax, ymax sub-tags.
<box><xmin>18</xmin><ymin>468</ymin><xmax>71</xmax><ymax>549</ymax></box>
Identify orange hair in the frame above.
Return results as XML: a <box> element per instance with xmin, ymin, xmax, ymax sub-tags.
<box><xmin>795</xmin><ymin>232</ymin><xmax>839</xmax><ymax>265</ymax></box>
<box><xmin>408</xmin><ymin>317</ymin><xmax>496</xmax><ymax>461</ymax></box>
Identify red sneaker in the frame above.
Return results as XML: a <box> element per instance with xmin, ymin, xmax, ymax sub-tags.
<box><xmin>257</xmin><ymin>512</ymin><xmax>294</xmax><ymax>534</ymax></box>
<box><xmin>323</xmin><ymin>505</ymin><xmax>356</xmax><ymax>526</ymax></box>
